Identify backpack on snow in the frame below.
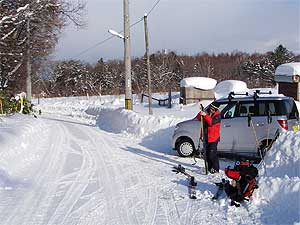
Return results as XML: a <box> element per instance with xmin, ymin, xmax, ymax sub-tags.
<box><xmin>224</xmin><ymin>161</ymin><xmax>259</xmax><ymax>204</ymax></box>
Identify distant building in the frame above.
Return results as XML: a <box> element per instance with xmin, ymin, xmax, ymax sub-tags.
<box><xmin>180</xmin><ymin>77</ymin><xmax>216</xmax><ymax>105</ymax></box>
<box><xmin>275</xmin><ymin>62</ymin><xmax>300</xmax><ymax>100</ymax></box>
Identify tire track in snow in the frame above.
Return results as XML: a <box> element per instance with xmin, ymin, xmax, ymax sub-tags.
<box><xmin>84</xmin><ymin>128</ymin><xmax>135</xmax><ymax>225</ymax></box>
<box><xmin>85</xmin><ymin>129</ymin><xmax>180</xmax><ymax>225</ymax></box>
<box><xmin>46</xmin><ymin>122</ymin><xmax>98</xmax><ymax>225</ymax></box>
<box><xmin>1</xmin><ymin>115</ymin><xmax>183</xmax><ymax>225</ymax></box>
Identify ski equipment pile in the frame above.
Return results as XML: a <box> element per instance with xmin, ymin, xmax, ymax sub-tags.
<box><xmin>172</xmin><ymin>164</ymin><xmax>197</xmax><ymax>199</ymax></box>
<box><xmin>212</xmin><ymin>178</ymin><xmax>228</xmax><ymax>200</ymax></box>
<box><xmin>224</xmin><ymin>160</ymin><xmax>259</xmax><ymax>207</ymax></box>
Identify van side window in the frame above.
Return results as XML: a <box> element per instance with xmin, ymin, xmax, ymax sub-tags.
<box><xmin>237</xmin><ymin>102</ymin><xmax>255</xmax><ymax>117</ymax></box>
<box><xmin>257</xmin><ymin>100</ymin><xmax>297</xmax><ymax>117</ymax></box>
<box><xmin>220</xmin><ymin>102</ymin><xmax>237</xmax><ymax>119</ymax></box>
<box><xmin>257</xmin><ymin>101</ymin><xmax>277</xmax><ymax>116</ymax></box>
<box><xmin>284</xmin><ymin>100</ymin><xmax>299</xmax><ymax>119</ymax></box>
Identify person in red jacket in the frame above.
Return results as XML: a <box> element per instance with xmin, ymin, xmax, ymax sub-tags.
<box><xmin>196</xmin><ymin>102</ymin><xmax>221</xmax><ymax>173</ymax></box>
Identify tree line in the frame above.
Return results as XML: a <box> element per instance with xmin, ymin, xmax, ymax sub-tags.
<box><xmin>34</xmin><ymin>44</ymin><xmax>299</xmax><ymax>97</ymax></box>
<box><xmin>1</xmin><ymin>1</ymin><xmax>299</xmax><ymax>98</ymax></box>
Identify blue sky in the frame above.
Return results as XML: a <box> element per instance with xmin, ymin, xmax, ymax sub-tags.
<box><xmin>53</xmin><ymin>0</ymin><xmax>300</xmax><ymax>63</ymax></box>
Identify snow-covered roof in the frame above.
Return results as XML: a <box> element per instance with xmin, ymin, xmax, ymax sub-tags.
<box><xmin>275</xmin><ymin>62</ymin><xmax>300</xmax><ymax>76</ymax></box>
<box><xmin>214</xmin><ymin>80</ymin><xmax>247</xmax><ymax>99</ymax></box>
<box><xmin>180</xmin><ymin>77</ymin><xmax>217</xmax><ymax>90</ymax></box>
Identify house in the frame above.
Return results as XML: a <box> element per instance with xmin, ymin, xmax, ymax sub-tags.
<box><xmin>275</xmin><ymin>62</ymin><xmax>300</xmax><ymax>100</ymax></box>
<box><xmin>180</xmin><ymin>77</ymin><xmax>216</xmax><ymax>105</ymax></box>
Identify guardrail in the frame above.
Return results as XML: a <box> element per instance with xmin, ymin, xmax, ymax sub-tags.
<box><xmin>141</xmin><ymin>93</ymin><xmax>172</xmax><ymax>107</ymax></box>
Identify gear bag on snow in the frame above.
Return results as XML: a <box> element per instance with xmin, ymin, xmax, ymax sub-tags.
<box><xmin>224</xmin><ymin>161</ymin><xmax>258</xmax><ymax>203</ymax></box>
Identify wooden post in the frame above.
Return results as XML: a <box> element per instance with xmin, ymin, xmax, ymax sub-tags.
<box><xmin>144</xmin><ymin>14</ymin><xmax>153</xmax><ymax>115</ymax></box>
<box><xmin>26</xmin><ymin>18</ymin><xmax>32</xmax><ymax>102</ymax></box>
<box><xmin>168</xmin><ymin>89</ymin><xmax>172</xmax><ymax>108</ymax></box>
<box><xmin>0</xmin><ymin>99</ymin><xmax>3</xmax><ymax>114</ymax></box>
<box><xmin>124</xmin><ymin>0</ymin><xmax>132</xmax><ymax>110</ymax></box>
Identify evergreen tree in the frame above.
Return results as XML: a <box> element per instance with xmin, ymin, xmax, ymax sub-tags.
<box><xmin>270</xmin><ymin>44</ymin><xmax>294</xmax><ymax>68</ymax></box>
<box><xmin>242</xmin><ymin>44</ymin><xmax>295</xmax><ymax>86</ymax></box>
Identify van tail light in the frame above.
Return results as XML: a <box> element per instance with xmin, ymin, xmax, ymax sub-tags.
<box><xmin>277</xmin><ymin>119</ymin><xmax>288</xmax><ymax>130</ymax></box>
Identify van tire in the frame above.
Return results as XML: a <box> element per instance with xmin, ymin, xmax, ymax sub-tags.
<box><xmin>176</xmin><ymin>137</ymin><xmax>195</xmax><ymax>157</ymax></box>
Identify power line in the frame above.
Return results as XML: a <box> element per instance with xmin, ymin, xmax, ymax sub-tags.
<box><xmin>72</xmin><ymin>36</ymin><xmax>114</xmax><ymax>59</ymax></box>
<box><xmin>146</xmin><ymin>0</ymin><xmax>161</xmax><ymax>16</ymax></box>
<box><xmin>72</xmin><ymin>0</ymin><xmax>161</xmax><ymax>59</ymax></box>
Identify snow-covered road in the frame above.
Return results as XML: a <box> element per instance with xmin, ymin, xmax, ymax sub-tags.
<box><xmin>0</xmin><ymin>114</ymin><xmax>265</xmax><ymax>225</ymax></box>
<box><xmin>0</xmin><ymin>95</ymin><xmax>299</xmax><ymax>225</ymax></box>
<box><xmin>1</xmin><ymin>115</ymin><xmax>187</xmax><ymax>225</ymax></box>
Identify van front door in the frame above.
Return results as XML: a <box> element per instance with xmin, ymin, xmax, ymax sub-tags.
<box><xmin>233</xmin><ymin>102</ymin><xmax>257</xmax><ymax>154</ymax></box>
<box><xmin>218</xmin><ymin>102</ymin><xmax>238</xmax><ymax>152</ymax></box>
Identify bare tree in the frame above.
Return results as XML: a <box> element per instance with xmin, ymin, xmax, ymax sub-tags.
<box><xmin>0</xmin><ymin>0</ymin><xmax>85</xmax><ymax>94</ymax></box>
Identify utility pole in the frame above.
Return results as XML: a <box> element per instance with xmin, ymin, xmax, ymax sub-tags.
<box><xmin>26</xmin><ymin>17</ymin><xmax>32</xmax><ymax>103</ymax></box>
<box><xmin>123</xmin><ymin>0</ymin><xmax>132</xmax><ymax>110</ymax></box>
<box><xmin>143</xmin><ymin>14</ymin><xmax>153</xmax><ymax>115</ymax></box>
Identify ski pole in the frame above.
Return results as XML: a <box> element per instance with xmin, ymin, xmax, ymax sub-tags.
<box><xmin>266</xmin><ymin>109</ymin><xmax>272</xmax><ymax>148</ymax></box>
<box><xmin>192</xmin><ymin>103</ymin><xmax>204</xmax><ymax>166</ymax></box>
<box><xmin>248</xmin><ymin>113</ymin><xmax>260</xmax><ymax>149</ymax></box>
<box><xmin>200</xmin><ymin>104</ymin><xmax>208</xmax><ymax>175</ymax></box>
<box><xmin>192</xmin><ymin>137</ymin><xmax>201</xmax><ymax>165</ymax></box>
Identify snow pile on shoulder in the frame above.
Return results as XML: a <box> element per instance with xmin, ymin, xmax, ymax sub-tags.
<box><xmin>180</xmin><ymin>77</ymin><xmax>217</xmax><ymax>90</ymax></box>
<box><xmin>264</xmin><ymin>131</ymin><xmax>300</xmax><ymax>177</ymax></box>
<box><xmin>36</xmin><ymin>96</ymin><xmax>106</xmax><ymax>125</ymax></box>
<box><xmin>252</xmin><ymin>131</ymin><xmax>300</xmax><ymax>224</ymax></box>
<box><xmin>0</xmin><ymin>115</ymin><xmax>49</xmax><ymax>186</ymax></box>
<box><xmin>97</xmin><ymin>107</ymin><xmax>184</xmax><ymax>138</ymax></box>
<box><xmin>214</xmin><ymin>80</ymin><xmax>247</xmax><ymax>99</ymax></box>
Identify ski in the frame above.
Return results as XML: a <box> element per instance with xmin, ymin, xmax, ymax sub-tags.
<box><xmin>193</xmin><ymin>153</ymin><xmax>209</xmax><ymax>175</ymax></box>
<box><xmin>172</xmin><ymin>164</ymin><xmax>197</xmax><ymax>199</ymax></box>
<box><xmin>212</xmin><ymin>178</ymin><xmax>227</xmax><ymax>200</ymax></box>
<box><xmin>189</xmin><ymin>176</ymin><xmax>197</xmax><ymax>199</ymax></box>
<box><xmin>200</xmin><ymin>104</ymin><xmax>208</xmax><ymax>175</ymax></box>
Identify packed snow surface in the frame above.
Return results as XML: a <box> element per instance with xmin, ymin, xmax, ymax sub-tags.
<box><xmin>0</xmin><ymin>93</ymin><xmax>299</xmax><ymax>225</ymax></box>
<box><xmin>180</xmin><ymin>77</ymin><xmax>217</xmax><ymax>90</ymax></box>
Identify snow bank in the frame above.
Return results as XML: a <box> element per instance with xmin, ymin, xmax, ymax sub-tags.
<box><xmin>0</xmin><ymin>115</ymin><xmax>49</xmax><ymax>187</ymax></box>
<box><xmin>36</xmin><ymin>94</ymin><xmax>197</xmax><ymax>139</ymax></box>
<box><xmin>36</xmin><ymin>97</ymin><xmax>105</xmax><ymax>125</ymax></box>
<box><xmin>36</xmin><ymin>95</ymin><xmax>191</xmax><ymax>141</ymax></box>
<box><xmin>180</xmin><ymin>77</ymin><xmax>217</xmax><ymax>90</ymax></box>
<box><xmin>253</xmin><ymin>131</ymin><xmax>300</xmax><ymax>224</ymax></box>
<box><xmin>214</xmin><ymin>80</ymin><xmax>247</xmax><ymax>99</ymax></box>
<box><xmin>96</xmin><ymin>107</ymin><xmax>183</xmax><ymax>138</ymax></box>
<box><xmin>263</xmin><ymin>131</ymin><xmax>300</xmax><ymax>177</ymax></box>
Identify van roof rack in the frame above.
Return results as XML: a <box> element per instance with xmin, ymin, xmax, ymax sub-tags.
<box><xmin>228</xmin><ymin>90</ymin><xmax>272</xmax><ymax>101</ymax></box>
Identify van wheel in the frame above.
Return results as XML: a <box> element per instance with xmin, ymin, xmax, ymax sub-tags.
<box><xmin>176</xmin><ymin>137</ymin><xmax>195</xmax><ymax>157</ymax></box>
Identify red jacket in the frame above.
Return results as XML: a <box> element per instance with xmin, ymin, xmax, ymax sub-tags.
<box><xmin>196</xmin><ymin>110</ymin><xmax>221</xmax><ymax>143</ymax></box>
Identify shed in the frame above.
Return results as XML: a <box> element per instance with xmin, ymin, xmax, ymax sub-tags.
<box><xmin>180</xmin><ymin>77</ymin><xmax>216</xmax><ymax>104</ymax></box>
<box><xmin>275</xmin><ymin>62</ymin><xmax>300</xmax><ymax>100</ymax></box>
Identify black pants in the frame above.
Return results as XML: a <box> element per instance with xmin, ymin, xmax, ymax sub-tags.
<box><xmin>205</xmin><ymin>141</ymin><xmax>219</xmax><ymax>172</ymax></box>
